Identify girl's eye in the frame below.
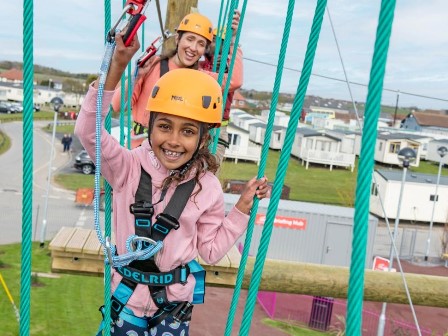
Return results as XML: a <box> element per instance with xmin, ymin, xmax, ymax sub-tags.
<box><xmin>157</xmin><ymin>124</ymin><xmax>170</xmax><ymax>131</ymax></box>
<box><xmin>183</xmin><ymin>128</ymin><xmax>196</xmax><ymax>136</ymax></box>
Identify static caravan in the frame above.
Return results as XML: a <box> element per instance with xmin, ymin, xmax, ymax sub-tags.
<box><xmin>426</xmin><ymin>139</ymin><xmax>448</xmax><ymax>164</ymax></box>
<box><xmin>370</xmin><ymin>169</ymin><xmax>448</xmax><ymax>223</ymax></box>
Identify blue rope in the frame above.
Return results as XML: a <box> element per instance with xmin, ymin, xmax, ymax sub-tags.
<box><xmin>94</xmin><ymin>37</ymin><xmax>163</xmax><ymax>268</ymax></box>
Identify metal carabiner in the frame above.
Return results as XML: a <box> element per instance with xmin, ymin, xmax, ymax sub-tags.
<box><xmin>107</xmin><ymin>4</ymin><xmax>135</xmax><ymax>42</ymax></box>
<box><xmin>137</xmin><ymin>30</ymin><xmax>175</xmax><ymax>67</ymax></box>
<box><xmin>107</xmin><ymin>0</ymin><xmax>151</xmax><ymax>45</ymax></box>
<box><xmin>131</xmin><ymin>236</ymin><xmax>158</xmax><ymax>251</ymax></box>
<box><xmin>105</xmin><ymin>237</ymin><xmax>115</xmax><ymax>266</ymax></box>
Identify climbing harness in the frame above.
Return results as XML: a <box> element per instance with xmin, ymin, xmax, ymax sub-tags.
<box><xmin>97</xmin><ymin>168</ymin><xmax>206</xmax><ymax>333</ymax></box>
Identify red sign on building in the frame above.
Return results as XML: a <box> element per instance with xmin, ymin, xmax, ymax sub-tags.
<box><xmin>255</xmin><ymin>214</ymin><xmax>307</xmax><ymax>230</ymax></box>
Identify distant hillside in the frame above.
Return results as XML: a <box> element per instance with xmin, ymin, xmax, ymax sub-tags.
<box><xmin>0</xmin><ymin>61</ymin><xmax>93</xmax><ymax>80</ymax></box>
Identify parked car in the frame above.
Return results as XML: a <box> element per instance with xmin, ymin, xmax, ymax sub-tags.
<box><xmin>74</xmin><ymin>150</ymin><xmax>95</xmax><ymax>175</ymax></box>
<box><xmin>0</xmin><ymin>101</ymin><xmax>19</xmax><ymax>114</ymax></box>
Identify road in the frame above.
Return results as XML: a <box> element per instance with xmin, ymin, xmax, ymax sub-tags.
<box><xmin>0</xmin><ymin>120</ymin><xmax>99</xmax><ymax>245</ymax></box>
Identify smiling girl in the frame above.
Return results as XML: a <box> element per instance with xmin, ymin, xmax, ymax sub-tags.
<box><xmin>75</xmin><ymin>31</ymin><xmax>267</xmax><ymax>336</ymax></box>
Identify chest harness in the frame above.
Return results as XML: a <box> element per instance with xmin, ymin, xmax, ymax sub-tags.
<box><xmin>100</xmin><ymin>167</ymin><xmax>206</xmax><ymax>331</ymax></box>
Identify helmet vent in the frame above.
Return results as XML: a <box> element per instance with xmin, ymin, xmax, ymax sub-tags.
<box><xmin>151</xmin><ymin>86</ymin><xmax>160</xmax><ymax>98</ymax></box>
<box><xmin>202</xmin><ymin>96</ymin><xmax>211</xmax><ymax>109</ymax></box>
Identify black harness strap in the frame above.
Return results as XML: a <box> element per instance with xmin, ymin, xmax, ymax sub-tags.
<box><xmin>110</xmin><ymin>167</ymin><xmax>196</xmax><ymax>327</ymax></box>
<box><xmin>160</xmin><ymin>58</ymin><xmax>169</xmax><ymax>77</ymax></box>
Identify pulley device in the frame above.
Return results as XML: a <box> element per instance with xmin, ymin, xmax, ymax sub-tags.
<box><xmin>108</xmin><ymin>0</ymin><xmax>150</xmax><ymax>46</ymax></box>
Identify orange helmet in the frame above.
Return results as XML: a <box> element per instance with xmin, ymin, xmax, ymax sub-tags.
<box><xmin>213</xmin><ymin>27</ymin><xmax>226</xmax><ymax>40</ymax></box>
<box><xmin>177</xmin><ymin>13</ymin><xmax>213</xmax><ymax>42</ymax></box>
<box><xmin>147</xmin><ymin>68</ymin><xmax>222</xmax><ymax>128</ymax></box>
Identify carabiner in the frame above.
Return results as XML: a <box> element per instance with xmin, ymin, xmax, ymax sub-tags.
<box><xmin>107</xmin><ymin>4</ymin><xmax>135</xmax><ymax>42</ymax></box>
<box><xmin>107</xmin><ymin>0</ymin><xmax>151</xmax><ymax>45</ymax></box>
<box><xmin>131</xmin><ymin>236</ymin><xmax>158</xmax><ymax>251</ymax></box>
<box><xmin>105</xmin><ymin>237</ymin><xmax>115</xmax><ymax>266</ymax></box>
<box><xmin>137</xmin><ymin>30</ymin><xmax>175</xmax><ymax>68</ymax></box>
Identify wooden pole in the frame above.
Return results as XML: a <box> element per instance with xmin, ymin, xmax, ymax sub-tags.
<box><xmin>163</xmin><ymin>0</ymin><xmax>199</xmax><ymax>53</ymax></box>
<box><xmin>223</xmin><ymin>258</ymin><xmax>448</xmax><ymax>308</ymax></box>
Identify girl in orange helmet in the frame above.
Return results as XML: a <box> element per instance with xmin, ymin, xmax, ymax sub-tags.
<box><xmin>75</xmin><ymin>30</ymin><xmax>267</xmax><ymax>335</ymax></box>
<box><xmin>112</xmin><ymin>11</ymin><xmax>243</xmax><ymax>149</ymax></box>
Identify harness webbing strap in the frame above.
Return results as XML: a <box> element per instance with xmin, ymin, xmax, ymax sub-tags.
<box><xmin>109</xmin><ymin>166</ymin><xmax>199</xmax><ymax>328</ymax></box>
<box><xmin>160</xmin><ymin>58</ymin><xmax>169</xmax><ymax>77</ymax></box>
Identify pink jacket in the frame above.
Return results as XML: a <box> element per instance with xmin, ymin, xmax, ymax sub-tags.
<box><xmin>75</xmin><ymin>86</ymin><xmax>249</xmax><ymax>317</ymax></box>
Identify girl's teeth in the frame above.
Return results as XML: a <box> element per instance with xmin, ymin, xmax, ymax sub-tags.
<box><xmin>165</xmin><ymin>150</ymin><xmax>180</xmax><ymax>157</ymax></box>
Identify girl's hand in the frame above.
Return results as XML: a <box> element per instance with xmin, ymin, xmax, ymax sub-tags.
<box><xmin>101</xmin><ymin>31</ymin><xmax>140</xmax><ymax>90</ymax></box>
<box><xmin>235</xmin><ymin>176</ymin><xmax>269</xmax><ymax>215</ymax></box>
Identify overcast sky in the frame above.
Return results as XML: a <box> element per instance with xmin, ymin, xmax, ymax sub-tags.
<box><xmin>1</xmin><ymin>0</ymin><xmax>447</xmax><ymax>110</ymax></box>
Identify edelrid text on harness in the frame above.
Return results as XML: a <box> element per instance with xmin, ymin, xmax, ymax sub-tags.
<box><xmin>105</xmin><ymin>167</ymin><xmax>205</xmax><ymax>329</ymax></box>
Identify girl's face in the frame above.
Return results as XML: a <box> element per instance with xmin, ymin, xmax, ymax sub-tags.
<box><xmin>151</xmin><ymin>113</ymin><xmax>203</xmax><ymax>171</ymax></box>
<box><xmin>174</xmin><ymin>32</ymin><xmax>207</xmax><ymax>67</ymax></box>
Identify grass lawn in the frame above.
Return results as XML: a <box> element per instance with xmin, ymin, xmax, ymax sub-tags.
<box><xmin>263</xmin><ymin>319</ymin><xmax>330</xmax><ymax>335</ymax></box>
<box><xmin>0</xmin><ymin>243</ymin><xmax>103</xmax><ymax>336</ymax></box>
<box><xmin>0</xmin><ymin>130</ymin><xmax>11</xmax><ymax>155</ymax></box>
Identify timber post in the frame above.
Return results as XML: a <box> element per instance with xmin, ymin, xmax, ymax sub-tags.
<box><xmin>163</xmin><ymin>0</ymin><xmax>199</xmax><ymax>53</ymax></box>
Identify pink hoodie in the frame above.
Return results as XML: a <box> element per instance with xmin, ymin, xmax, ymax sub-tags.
<box><xmin>75</xmin><ymin>86</ymin><xmax>249</xmax><ymax>318</ymax></box>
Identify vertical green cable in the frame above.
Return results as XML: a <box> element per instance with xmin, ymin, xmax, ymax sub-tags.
<box><xmin>347</xmin><ymin>1</ymin><xmax>396</xmax><ymax>334</ymax></box>
<box><xmin>224</xmin><ymin>0</ymin><xmax>296</xmax><ymax>334</ymax></box>
<box><xmin>238</xmin><ymin>0</ymin><xmax>327</xmax><ymax>334</ymax></box>
<box><xmin>20</xmin><ymin>0</ymin><xmax>34</xmax><ymax>335</ymax></box>
<box><xmin>103</xmin><ymin>1</ymin><xmax>112</xmax><ymax>335</ymax></box>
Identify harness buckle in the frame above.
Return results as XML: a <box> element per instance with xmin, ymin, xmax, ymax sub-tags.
<box><xmin>130</xmin><ymin>201</ymin><xmax>154</xmax><ymax>218</ymax></box>
<box><xmin>172</xmin><ymin>302</ymin><xmax>193</xmax><ymax>323</ymax></box>
<box><xmin>155</xmin><ymin>213</ymin><xmax>180</xmax><ymax>230</ymax></box>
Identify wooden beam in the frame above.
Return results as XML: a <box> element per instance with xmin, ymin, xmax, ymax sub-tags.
<box><xmin>224</xmin><ymin>258</ymin><xmax>448</xmax><ymax>308</ymax></box>
<box><xmin>163</xmin><ymin>0</ymin><xmax>199</xmax><ymax>53</ymax></box>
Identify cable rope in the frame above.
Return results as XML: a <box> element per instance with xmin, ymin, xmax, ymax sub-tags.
<box><xmin>346</xmin><ymin>0</ymin><xmax>397</xmax><ymax>334</ymax></box>
<box><xmin>326</xmin><ymin>5</ymin><xmax>422</xmax><ymax>334</ymax></box>
<box><xmin>19</xmin><ymin>0</ymin><xmax>34</xmax><ymax>334</ymax></box>
<box><xmin>238</xmin><ymin>1</ymin><xmax>328</xmax><ymax>334</ymax></box>
<box><xmin>224</xmin><ymin>0</ymin><xmax>296</xmax><ymax>334</ymax></box>
<box><xmin>213</xmin><ymin>0</ymin><xmax>231</xmax><ymax>73</ymax></box>
<box><xmin>242</xmin><ymin>56</ymin><xmax>448</xmax><ymax>104</ymax></box>
<box><xmin>103</xmin><ymin>3</ymin><xmax>113</xmax><ymax>334</ymax></box>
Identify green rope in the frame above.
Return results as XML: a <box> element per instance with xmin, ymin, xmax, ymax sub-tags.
<box><xmin>212</xmin><ymin>0</ymin><xmax>230</xmax><ymax>73</ymax></box>
<box><xmin>209</xmin><ymin>0</ymin><xmax>238</xmax><ymax>153</ymax></box>
<box><xmin>211</xmin><ymin>0</ymin><xmax>248</xmax><ymax>155</ymax></box>
<box><xmin>346</xmin><ymin>1</ymin><xmax>396</xmax><ymax>334</ymax></box>
<box><xmin>102</xmin><ymin>1</ymin><xmax>112</xmax><ymax>335</ymax></box>
<box><xmin>20</xmin><ymin>1</ymin><xmax>34</xmax><ymax>334</ymax></box>
<box><xmin>126</xmin><ymin>65</ymin><xmax>132</xmax><ymax>149</ymax></box>
<box><xmin>120</xmin><ymin>75</ymin><xmax>126</xmax><ymax>146</ymax></box>
<box><xmin>238</xmin><ymin>0</ymin><xmax>327</xmax><ymax>334</ymax></box>
<box><xmin>224</xmin><ymin>1</ymin><xmax>296</xmax><ymax>335</ymax></box>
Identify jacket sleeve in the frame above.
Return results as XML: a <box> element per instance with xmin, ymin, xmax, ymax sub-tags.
<box><xmin>196</xmin><ymin>179</ymin><xmax>249</xmax><ymax>265</ymax></box>
<box><xmin>201</xmin><ymin>47</ymin><xmax>243</xmax><ymax>92</ymax></box>
<box><xmin>74</xmin><ymin>85</ymin><xmax>135</xmax><ymax>191</ymax></box>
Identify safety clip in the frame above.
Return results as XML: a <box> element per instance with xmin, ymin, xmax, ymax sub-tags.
<box><xmin>107</xmin><ymin>0</ymin><xmax>151</xmax><ymax>46</ymax></box>
<box><xmin>137</xmin><ymin>30</ymin><xmax>174</xmax><ymax>67</ymax></box>
<box><xmin>105</xmin><ymin>237</ymin><xmax>114</xmax><ymax>266</ymax></box>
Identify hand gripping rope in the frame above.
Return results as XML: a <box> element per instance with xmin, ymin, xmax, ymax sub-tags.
<box><xmin>95</xmin><ymin>0</ymin><xmax>163</xmax><ymax>268</ymax></box>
